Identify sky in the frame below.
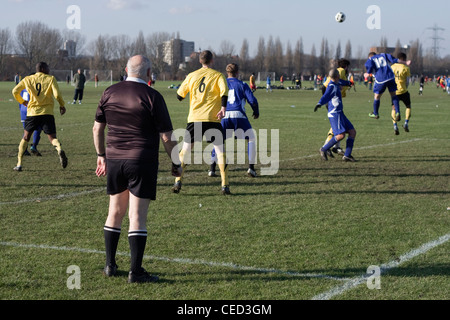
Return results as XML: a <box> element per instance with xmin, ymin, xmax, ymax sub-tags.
<box><xmin>2</xmin><ymin>0</ymin><xmax>450</xmax><ymax>58</ymax></box>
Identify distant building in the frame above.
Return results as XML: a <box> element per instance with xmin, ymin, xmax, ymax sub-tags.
<box><xmin>369</xmin><ymin>45</ymin><xmax>410</xmax><ymax>56</ymax></box>
<box><xmin>64</xmin><ymin>40</ymin><xmax>77</xmax><ymax>58</ymax></box>
<box><xmin>158</xmin><ymin>39</ymin><xmax>195</xmax><ymax>67</ymax></box>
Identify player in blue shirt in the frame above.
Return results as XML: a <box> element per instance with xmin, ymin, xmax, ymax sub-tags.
<box><xmin>209</xmin><ymin>63</ymin><xmax>260</xmax><ymax>177</ymax></box>
<box><xmin>314</xmin><ymin>69</ymin><xmax>356</xmax><ymax>162</ymax></box>
<box><xmin>365</xmin><ymin>52</ymin><xmax>403</xmax><ymax>120</ymax></box>
<box><xmin>19</xmin><ymin>89</ymin><xmax>42</xmax><ymax>156</ymax></box>
<box><xmin>266</xmin><ymin>75</ymin><xmax>272</xmax><ymax>92</ymax></box>
<box><xmin>446</xmin><ymin>76</ymin><xmax>450</xmax><ymax>95</ymax></box>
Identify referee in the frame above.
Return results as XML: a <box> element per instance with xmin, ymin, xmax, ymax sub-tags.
<box><xmin>93</xmin><ymin>55</ymin><xmax>182</xmax><ymax>283</ymax></box>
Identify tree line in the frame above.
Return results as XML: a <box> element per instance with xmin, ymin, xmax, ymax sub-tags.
<box><xmin>0</xmin><ymin>21</ymin><xmax>448</xmax><ymax>82</ymax></box>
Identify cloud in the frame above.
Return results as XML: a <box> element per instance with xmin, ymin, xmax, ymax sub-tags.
<box><xmin>107</xmin><ymin>0</ymin><xmax>146</xmax><ymax>11</ymax></box>
<box><xmin>169</xmin><ymin>6</ymin><xmax>194</xmax><ymax>15</ymax></box>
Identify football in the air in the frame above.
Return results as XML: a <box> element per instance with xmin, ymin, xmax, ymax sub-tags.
<box><xmin>335</xmin><ymin>12</ymin><xmax>345</xmax><ymax>23</ymax></box>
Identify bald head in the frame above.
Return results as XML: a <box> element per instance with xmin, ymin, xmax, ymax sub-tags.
<box><xmin>126</xmin><ymin>55</ymin><xmax>151</xmax><ymax>79</ymax></box>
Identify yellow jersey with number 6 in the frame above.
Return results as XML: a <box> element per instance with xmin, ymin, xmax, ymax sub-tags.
<box><xmin>391</xmin><ymin>63</ymin><xmax>411</xmax><ymax>95</ymax></box>
<box><xmin>177</xmin><ymin>67</ymin><xmax>228</xmax><ymax>123</ymax></box>
<box><xmin>12</xmin><ymin>72</ymin><xmax>65</xmax><ymax>117</ymax></box>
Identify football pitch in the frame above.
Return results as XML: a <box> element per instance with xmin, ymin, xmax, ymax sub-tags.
<box><xmin>0</xmin><ymin>80</ymin><xmax>449</xmax><ymax>301</ymax></box>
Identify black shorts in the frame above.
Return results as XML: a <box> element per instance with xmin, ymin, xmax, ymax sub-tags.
<box><xmin>397</xmin><ymin>92</ymin><xmax>411</xmax><ymax>107</ymax></box>
<box><xmin>184</xmin><ymin>122</ymin><xmax>224</xmax><ymax>144</ymax></box>
<box><xmin>24</xmin><ymin>115</ymin><xmax>56</xmax><ymax>135</ymax></box>
<box><xmin>107</xmin><ymin>159</ymin><xmax>158</xmax><ymax>200</ymax></box>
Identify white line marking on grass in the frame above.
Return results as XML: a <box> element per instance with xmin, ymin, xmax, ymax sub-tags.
<box><xmin>0</xmin><ymin>138</ymin><xmax>431</xmax><ymax>206</ymax></box>
<box><xmin>0</xmin><ymin>241</ymin><xmax>348</xmax><ymax>281</ymax></box>
<box><xmin>0</xmin><ymin>188</ymin><xmax>105</xmax><ymax>205</ymax></box>
<box><xmin>312</xmin><ymin>233</ymin><xmax>450</xmax><ymax>300</ymax></box>
<box><xmin>281</xmin><ymin>138</ymin><xmax>425</xmax><ymax>162</ymax></box>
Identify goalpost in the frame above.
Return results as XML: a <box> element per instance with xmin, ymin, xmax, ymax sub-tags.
<box><xmin>51</xmin><ymin>70</ymin><xmax>73</xmax><ymax>84</ymax></box>
<box><xmin>84</xmin><ymin>69</ymin><xmax>113</xmax><ymax>87</ymax></box>
<box><xmin>257</xmin><ymin>72</ymin><xmax>276</xmax><ymax>85</ymax></box>
<box><xmin>52</xmin><ymin>69</ymin><xmax>113</xmax><ymax>86</ymax></box>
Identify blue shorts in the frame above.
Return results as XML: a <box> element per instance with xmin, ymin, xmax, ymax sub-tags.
<box><xmin>221</xmin><ymin>117</ymin><xmax>253</xmax><ymax>139</ymax></box>
<box><xmin>329</xmin><ymin>112</ymin><xmax>354</xmax><ymax>135</ymax></box>
<box><xmin>373</xmin><ymin>79</ymin><xmax>397</xmax><ymax>95</ymax></box>
<box><xmin>20</xmin><ymin>105</ymin><xmax>27</xmax><ymax>122</ymax></box>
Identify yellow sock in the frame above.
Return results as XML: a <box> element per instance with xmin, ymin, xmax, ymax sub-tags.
<box><xmin>216</xmin><ymin>151</ymin><xmax>229</xmax><ymax>187</ymax></box>
<box><xmin>325</xmin><ymin>128</ymin><xmax>334</xmax><ymax>144</ymax></box>
<box><xmin>17</xmin><ymin>139</ymin><xmax>28</xmax><ymax>167</ymax></box>
<box><xmin>406</xmin><ymin>108</ymin><xmax>411</xmax><ymax>120</ymax></box>
<box><xmin>391</xmin><ymin>109</ymin><xmax>397</xmax><ymax>124</ymax></box>
<box><xmin>51</xmin><ymin>138</ymin><xmax>62</xmax><ymax>153</ymax></box>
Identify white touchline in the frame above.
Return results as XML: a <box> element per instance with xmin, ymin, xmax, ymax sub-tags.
<box><xmin>0</xmin><ymin>138</ymin><xmax>428</xmax><ymax>206</ymax></box>
<box><xmin>312</xmin><ymin>233</ymin><xmax>450</xmax><ymax>300</ymax></box>
<box><xmin>0</xmin><ymin>241</ymin><xmax>349</xmax><ymax>282</ymax></box>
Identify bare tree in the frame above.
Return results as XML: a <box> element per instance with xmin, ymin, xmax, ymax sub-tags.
<box><xmin>285</xmin><ymin>41</ymin><xmax>293</xmax><ymax>79</ymax></box>
<box><xmin>146</xmin><ymin>32</ymin><xmax>171</xmax><ymax>74</ymax></box>
<box><xmin>344</xmin><ymin>40</ymin><xmax>352</xmax><ymax>60</ymax></box>
<box><xmin>89</xmin><ymin>34</ymin><xmax>113</xmax><ymax>70</ymax></box>
<box><xmin>0</xmin><ymin>28</ymin><xmax>12</xmax><ymax>75</ymax></box>
<box><xmin>15</xmin><ymin>21</ymin><xmax>63</xmax><ymax>72</ymax></box>
<box><xmin>239</xmin><ymin>38</ymin><xmax>250</xmax><ymax>77</ymax></box>
<box><xmin>254</xmin><ymin>36</ymin><xmax>265</xmax><ymax>72</ymax></box>
<box><xmin>393</xmin><ymin>39</ymin><xmax>402</xmax><ymax>58</ymax></box>
<box><xmin>264</xmin><ymin>35</ymin><xmax>275</xmax><ymax>72</ymax></box>
<box><xmin>219</xmin><ymin>40</ymin><xmax>235</xmax><ymax>58</ymax></box>
<box><xmin>319</xmin><ymin>37</ymin><xmax>330</xmax><ymax>75</ymax></box>
<box><xmin>335</xmin><ymin>40</ymin><xmax>342</xmax><ymax>61</ymax></box>
<box><xmin>293</xmin><ymin>38</ymin><xmax>304</xmax><ymax>75</ymax></box>
<box><xmin>133</xmin><ymin>31</ymin><xmax>147</xmax><ymax>56</ymax></box>
<box><xmin>379</xmin><ymin>36</ymin><xmax>388</xmax><ymax>53</ymax></box>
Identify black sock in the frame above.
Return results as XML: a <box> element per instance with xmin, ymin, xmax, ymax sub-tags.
<box><xmin>128</xmin><ymin>230</ymin><xmax>147</xmax><ymax>273</ymax></box>
<box><xmin>104</xmin><ymin>226</ymin><xmax>121</xmax><ymax>267</ymax></box>
<box><xmin>210</xmin><ymin>162</ymin><xmax>216</xmax><ymax>172</ymax></box>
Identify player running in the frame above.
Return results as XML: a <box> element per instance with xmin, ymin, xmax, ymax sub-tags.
<box><xmin>314</xmin><ymin>69</ymin><xmax>356</xmax><ymax>162</ymax></box>
<box><xmin>320</xmin><ymin>58</ymin><xmax>352</xmax><ymax>157</ymax></box>
<box><xmin>12</xmin><ymin>62</ymin><xmax>68</xmax><ymax>172</ymax></box>
<box><xmin>391</xmin><ymin>52</ymin><xmax>412</xmax><ymax>134</ymax></box>
<box><xmin>364</xmin><ymin>52</ymin><xmax>410</xmax><ymax>120</ymax></box>
<box><xmin>209</xmin><ymin>63</ymin><xmax>259</xmax><ymax>177</ymax></box>
<box><xmin>172</xmin><ymin>50</ymin><xmax>230</xmax><ymax>195</ymax></box>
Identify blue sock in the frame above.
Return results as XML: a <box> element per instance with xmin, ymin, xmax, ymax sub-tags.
<box><xmin>322</xmin><ymin>136</ymin><xmax>338</xmax><ymax>152</ymax></box>
<box><xmin>405</xmin><ymin>119</ymin><xmax>409</xmax><ymax>125</ymax></box>
<box><xmin>32</xmin><ymin>130</ymin><xmax>41</xmax><ymax>149</ymax></box>
<box><xmin>373</xmin><ymin>100</ymin><xmax>381</xmax><ymax>115</ymax></box>
<box><xmin>391</xmin><ymin>96</ymin><xmax>400</xmax><ymax>114</ymax></box>
<box><xmin>344</xmin><ymin>137</ymin><xmax>355</xmax><ymax>157</ymax></box>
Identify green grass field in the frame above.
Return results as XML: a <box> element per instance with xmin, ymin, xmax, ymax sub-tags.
<box><xmin>0</xmin><ymin>79</ymin><xmax>449</xmax><ymax>302</ymax></box>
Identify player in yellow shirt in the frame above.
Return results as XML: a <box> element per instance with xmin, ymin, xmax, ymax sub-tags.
<box><xmin>172</xmin><ymin>50</ymin><xmax>230</xmax><ymax>195</ymax></box>
<box><xmin>12</xmin><ymin>61</ymin><xmax>68</xmax><ymax>171</ymax></box>
<box><xmin>321</xmin><ymin>58</ymin><xmax>351</xmax><ymax>157</ymax></box>
<box><xmin>391</xmin><ymin>52</ymin><xmax>412</xmax><ymax>134</ymax></box>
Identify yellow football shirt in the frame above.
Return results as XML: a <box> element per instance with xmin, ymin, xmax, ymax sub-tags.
<box><xmin>322</xmin><ymin>67</ymin><xmax>350</xmax><ymax>97</ymax></box>
<box><xmin>177</xmin><ymin>67</ymin><xmax>228</xmax><ymax>123</ymax></box>
<box><xmin>12</xmin><ymin>72</ymin><xmax>65</xmax><ymax>116</ymax></box>
<box><xmin>391</xmin><ymin>63</ymin><xmax>411</xmax><ymax>95</ymax></box>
